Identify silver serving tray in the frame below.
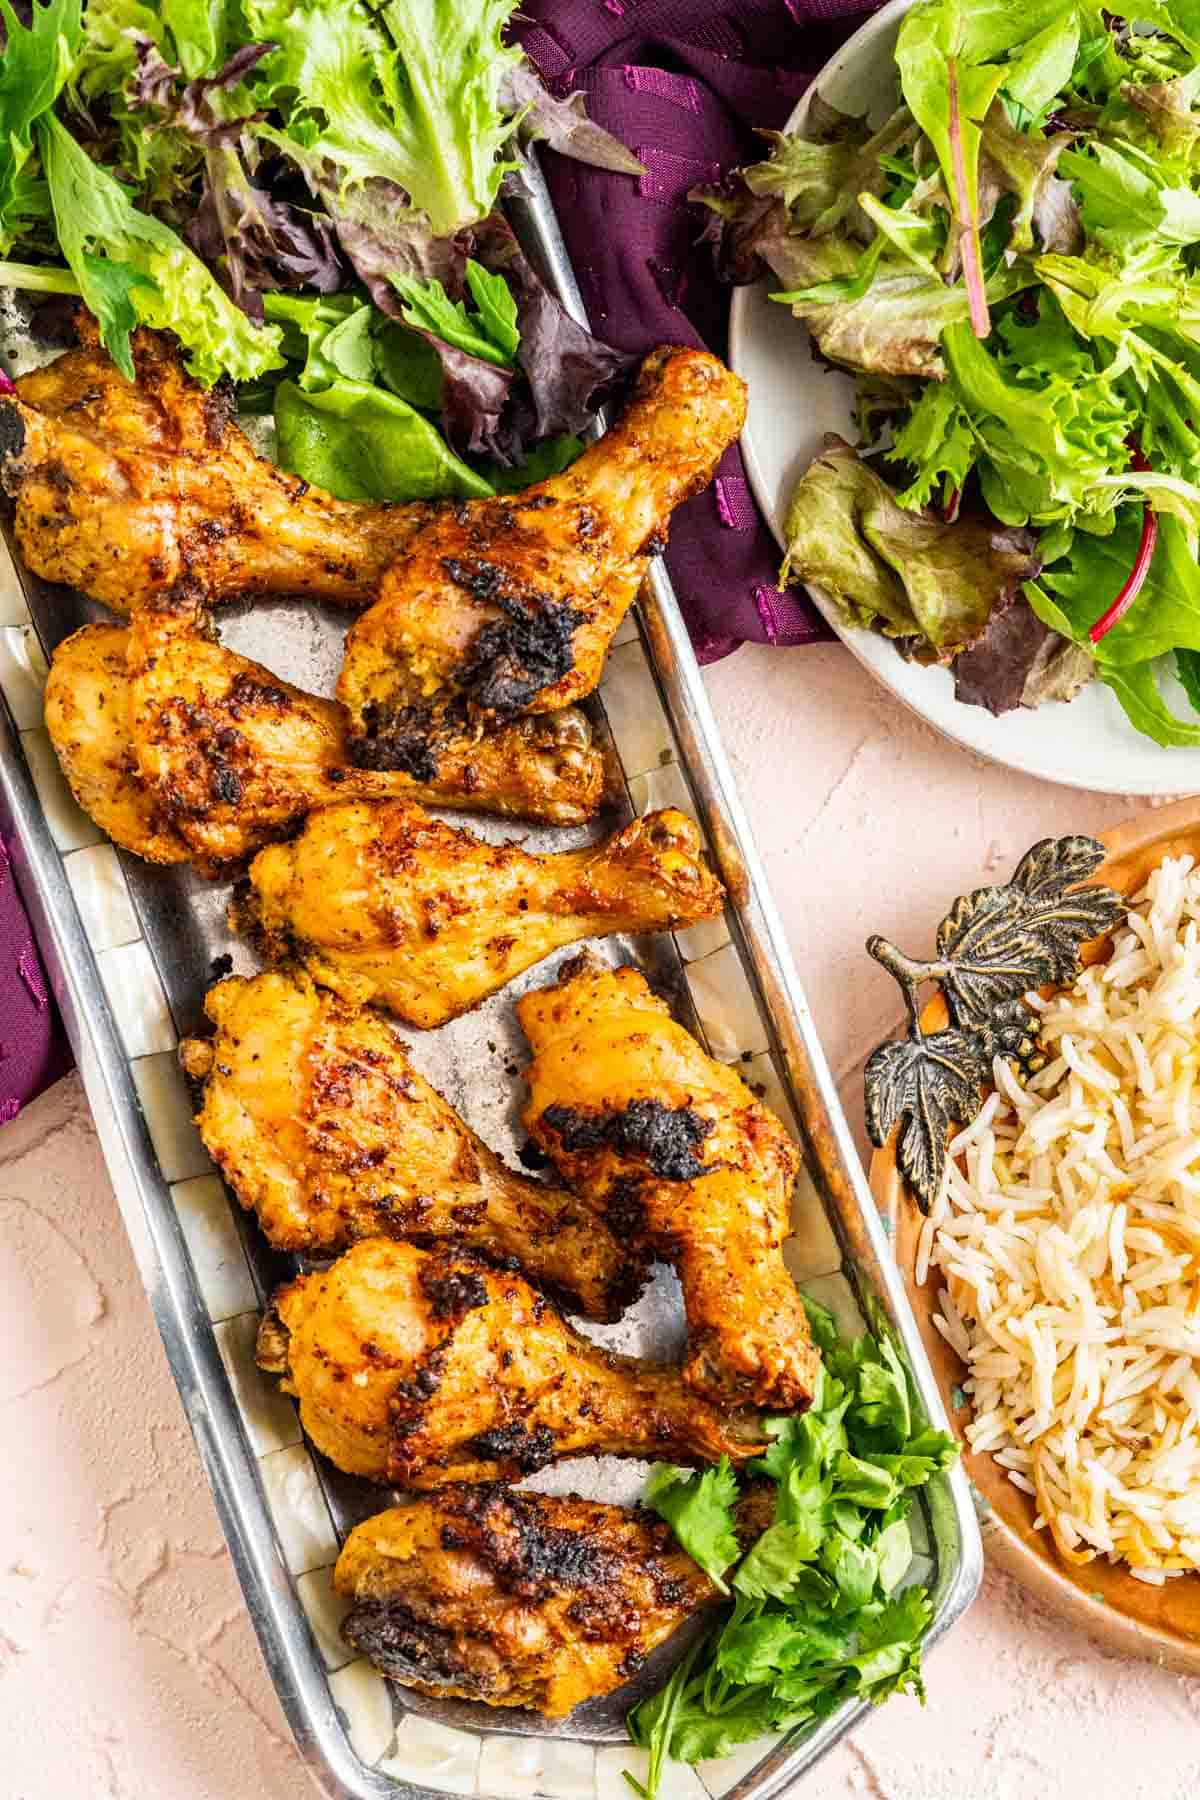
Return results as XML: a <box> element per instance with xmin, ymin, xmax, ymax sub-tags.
<box><xmin>0</xmin><ymin>156</ymin><xmax>981</xmax><ymax>1800</ymax></box>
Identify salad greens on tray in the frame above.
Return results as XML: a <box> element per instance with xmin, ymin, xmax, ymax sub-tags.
<box><xmin>700</xmin><ymin>0</ymin><xmax>1200</xmax><ymax>748</ymax></box>
<box><xmin>626</xmin><ymin>1297</ymin><xmax>956</xmax><ymax>1800</ymax></box>
<box><xmin>0</xmin><ymin>0</ymin><xmax>642</xmax><ymax>496</ymax></box>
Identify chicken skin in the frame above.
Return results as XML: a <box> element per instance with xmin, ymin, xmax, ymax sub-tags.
<box><xmin>334</xmin><ymin>1489</ymin><xmax>717</xmax><ymax>1717</ymax></box>
<box><xmin>255</xmin><ymin>1237</ymin><xmax>760</xmax><ymax>1486</ymax></box>
<box><xmin>0</xmin><ymin>325</ymin><xmax>428</xmax><ymax>615</ymax></box>
<box><xmin>178</xmin><ymin>969</ymin><xmax>644</xmax><ymax>1321</ymax></box>
<box><xmin>518</xmin><ymin>956</ymin><xmax>820</xmax><ymax>1414</ymax></box>
<box><xmin>337</xmin><ymin>347</ymin><xmax>747</xmax><ymax>762</ymax></box>
<box><xmin>238</xmin><ymin>800</ymin><xmax>724</xmax><ymax>1028</ymax></box>
<box><xmin>44</xmin><ymin>618</ymin><xmax>603</xmax><ymax>872</ymax></box>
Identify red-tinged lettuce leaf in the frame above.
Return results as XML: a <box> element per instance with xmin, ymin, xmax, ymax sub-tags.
<box><xmin>131</xmin><ymin>38</ymin><xmax>346</xmax><ymax>315</ymax></box>
<box><xmin>187</xmin><ymin>144</ymin><xmax>346</xmax><ymax>314</ymax></box>
<box><xmin>741</xmin><ymin>101</ymin><xmax>919</xmax><ymax>237</ymax></box>
<box><xmin>951</xmin><ymin>590</ymin><xmax>1092</xmax><ymax>714</ymax></box>
<box><xmin>767</xmin><ymin>221</ymin><xmax>1031</xmax><ymax>378</ymax></box>
<box><xmin>689</xmin><ymin>181</ymin><xmax>786</xmax><ymax>285</ymax></box>
<box><xmin>783</xmin><ymin>436</ymin><xmax>1039</xmax><ymax>655</ymax></box>
<box><xmin>1123</xmin><ymin>67</ymin><xmax>1200</xmax><ymax>157</ymax></box>
<box><xmin>420</xmin><ymin>327</ymin><xmax>514</xmax><ymax>457</ymax></box>
<box><xmin>469</xmin><ymin>212</ymin><xmax>633</xmax><ymax>442</ymax></box>
<box><xmin>499</xmin><ymin>58</ymin><xmax>645</xmax><ymax>176</ymax></box>
<box><xmin>253</xmin><ymin>132</ymin><xmax>471</xmax><ymax>313</ymax></box>
<box><xmin>976</xmin><ymin>103</ymin><xmax>1080</xmax><ymax>256</ymax></box>
<box><xmin>1034</xmin><ymin>506</ymin><xmax>1200</xmax><ymax>665</ymax></box>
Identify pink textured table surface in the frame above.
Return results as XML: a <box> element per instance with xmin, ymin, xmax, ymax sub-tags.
<box><xmin>5</xmin><ymin>643</ymin><xmax>1200</xmax><ymax>1799</ymax></box>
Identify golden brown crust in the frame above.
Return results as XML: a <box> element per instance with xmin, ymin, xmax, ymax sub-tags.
<box><xmin>518</xmin><ymin>956</ymin><xmax>820</xmax><ymax>1413</ymax></box>
<box><xmin>180</xmin><ymin>967</ymin><xmax>645</xmax><ymax>1319</ymax></box>
<box><xmin>42</xmin><ymin>613</ymin><xmax>607</xmax><ymax>870</ymax></box>
<box><xmin>239</xmin><ymin>800</ymin><xmax>725</xmax><ymax>1027</ymax></box>
<box><xmin>0</xmin><ymin>328</ymin><xmax>427</xmax><ymax>614</ymax></box>
<box><xmin>256</xmin><ymin>1237</ymin><xmax>762</xmax><ymax>1485</ymax></box>
<box><xmin>336</xmin><ymin>346</ymin><xmax>748</xmax><ymax>754</ymax></box>
<box><xmin>334</xmin><ymin>1489</ymin><xmax>717</xmax><ymax>1717</ymax></box>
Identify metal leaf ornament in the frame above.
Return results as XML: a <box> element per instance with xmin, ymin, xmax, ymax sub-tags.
<box><xmin>863</xmin><ymin>837</ymin><xmax>1126</xmax><ymax>1213</ymax></box>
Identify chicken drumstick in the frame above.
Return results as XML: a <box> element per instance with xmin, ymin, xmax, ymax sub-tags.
<box><xmin>237</xmin><ymin>799</ymin><xmax>724</xmax><ymax>1027</ymax></box>
<box><xmin>518</xmin><ymin>954</ymin><xmax>820</xmax><ymax>1414</ymax></box>
<box><xmin>255</xmin><ymin>1237</ymin><xmax>760</xmax><ymax>1486</ymax></box>
<box><xmin>179</xmin><ymin>968</ymin><xmax>645</xmax><ymax>1321</ymax></box>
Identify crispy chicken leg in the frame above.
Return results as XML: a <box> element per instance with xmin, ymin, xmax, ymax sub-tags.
<box><xmin>178</xmin><ymin>969</ymin><xmax>644</xmax><ymax>1320</ymax></box>
<box><xmin>336</xmin><ymin>347</ymin><xmax>747</xmax><ymax>763</ymax></box>
<box><xmin>238</xmin><ymin>800</ymin><xmax>724</xmax><ymax>1027</ymax></box>
<box><xmin>44</xmin><ymin>617</ymin><xmax>604</xmax><ymax>871</ymax></box>
<box><xmin>518</xmin><ymin>956</ymin><xmax>820</xmax><ymax>1414</ymax></box>
<box><xmin>255</xmin><ymin>1238</ymin><xmax>760</xmax><ymax>1485</ymax></box>
<box><xmin>334</xmin><ymin>1489</ymin><xmax>717</xmax><ymax>1717</ymax></box>
<box><xmin>0</xmin><ymin>326</ymin><xmax>428</xmax><ymax>614</ymax></box>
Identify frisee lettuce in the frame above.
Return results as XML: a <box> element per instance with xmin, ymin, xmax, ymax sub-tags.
<box><xmin>627</xmin><ymin>1297</ymin><xmax>956</xmax><ymax>1800</ymax></box>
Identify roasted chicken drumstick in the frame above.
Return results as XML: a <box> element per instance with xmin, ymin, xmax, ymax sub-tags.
<box><xmin>178</xmin><ymin>969</ymin><xmax>644</xmax><ymax>1321</ymax></box>
<box><xmin>44</xmin><ymin>616</ymin><xmax>603</xmax><ymax>872</ymax></box>
<box><xmin>518</xmin><ymin>955</ymin><xmax>820</xmax><ymax>1414</ymax></box>
<box><xmin>334</xmin><ymin>1489</ymin><xmax>717</xmax><ymax>1717</ymax></box>
<box><xmin>0</xmin><ymin>325</ymin><xmax>429</xmax><ymax>614</ymax></box>
<box><xmin>338</xmin><ymin>346</ymin><xmax>747</xmax><ymax>766</ymax></box>
<box><xmin>238</xmin><ymin>800</ymin><xmax>724</xmax><ymax>1027</ymax></box>
<box><xmin>255</xmin><ymin>1238</ymin><xmax>760</xmax><ymax>1486</ymax></box>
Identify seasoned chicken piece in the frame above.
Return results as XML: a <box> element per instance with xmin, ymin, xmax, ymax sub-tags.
<box><xmin>0</xmin><ymin>325</ymin><xmax>427</xmax><ymax>614</ymax></box>
<box><xmin>255</xmin><ymin>1237</ymin><xmax>760</xmax><ymax>1485</ymax></box>
<box><xmin>239</xmin><ymin>800</ymin><xmax>723</xmax><ymax>1028</ymax></box>
<box><xmin>44</xmin><ymin>618</ymin><xmax>603</xmax><ymax>872</ymax></box>
<box><xmin>334</xmin><ymin>1488</ymin><xmax>717</xmax><ymax>1717</ymax></box>
<box><xmin>337</xmin><ymin>347</ymin><xmax>747</xmax><ymax>763</ymax></box>
<box><xmin>40</xmin><ymin>622</ymin><xmax>192</xmax><ymax>865</ymax></box>
<box><xmin>178</xmin><ymin>969</ymin><xmax>644</xmax><ymax>1321</ymax></box>
<box><xmin>518</xmin><ymin>956</ymin><xmax>820</xmax><ymax>1414</ymax></box>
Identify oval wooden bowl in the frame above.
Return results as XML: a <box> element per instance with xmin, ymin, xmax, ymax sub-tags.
<box><xmin>871</xmin><ymin>796</ymin><xmax>1200</xmax><ymax>1672</ymax></box>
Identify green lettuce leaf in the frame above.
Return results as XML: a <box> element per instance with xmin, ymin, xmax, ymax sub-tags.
<box><xmin>0</xmin><ymin>0</ymin><xmax>80</xmax><ymax>253</ymax></box>
<box><xmin>782</xmin><ymin>437</ymin><xmax>1039</xmax><ymax>654</ymax></box>
<box><xmin>246</xmin><ymin>0</ymin><xmax>522</xmax><ymax>238</ymax></box>
<box><xmin>771</xmin><ymin>244</ymin><xmax>1029</xmax><ymax>380</ymax></box>
<box><xmin>37</xmin><ymin>112</ymin><xmax>282</xmax><ymax>383</ymax></box>
<box><xmin>1035</xmin><ymin>506</ymin><xmax>1200</xmax><ymax>663</ymax></box>
<box><xmin>1176</xmin><ymin>646</ymin><xmax>1200</xmax><ymax>713</ymax></box>
<box><xmin>273</xmin><ymin>376</ymin><xmax>493</xmax><ymax>501</ymax></box>
<box><xmin>1059</xmin><ymin>139</ymin><xmax>1200</xmax><ymax>253</ymax></box>
<box><xmin>941</xmin><ymin>313</ymin><xmax>1134</xmax><ymax>525</ymax></box>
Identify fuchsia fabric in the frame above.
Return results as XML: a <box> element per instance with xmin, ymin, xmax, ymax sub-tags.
<box><xmin>2</xmin><ymin>0</ymin><xmax>879</xmax><ymax>1118</ymax></box>
<box><xmin>515</xmin><ymin>0</ymin><xmax>879</xmax><ymax>659</ymax></box>
<box><xmin>0</xmin><ymin>833</ymin><xmax>70</xmax><ymax>1118</ymax></box>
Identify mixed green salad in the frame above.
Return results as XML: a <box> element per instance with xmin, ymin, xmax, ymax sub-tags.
<box><xmin>700</xmin><ymin>0</ymin><xmax>1200</xmax><ymax>747</ymax></box>
<box><xmin>0</xmin><ymin>0</ymin><xmax>643</xmax><ymax>498</ymax></box>
<box><xmin>627</xmin><ymin>1296</ymin><xmax>956</xmax><ymax>1799</ymax></box>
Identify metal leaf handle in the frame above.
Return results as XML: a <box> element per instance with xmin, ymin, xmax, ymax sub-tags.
<box><xmin>864</xmin><ymin>836</ymin><xmax>1126</xmax><ymax>1213</ymax></box>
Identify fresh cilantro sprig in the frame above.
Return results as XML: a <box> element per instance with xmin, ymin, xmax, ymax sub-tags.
<box><xmin>625</xmin><ymin>1298</ymin><xmax>957</xmax><ymax>1799</ymax></box>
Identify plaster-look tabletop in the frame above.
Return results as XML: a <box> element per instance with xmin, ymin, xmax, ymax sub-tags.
<box><xmin>5</xmin><ymin>642</ymin><xmax>1200</xmax><ymax>1800</ymax></box>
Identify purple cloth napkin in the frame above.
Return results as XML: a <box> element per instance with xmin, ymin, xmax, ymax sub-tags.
<box><xmin>515</xmin><ymin>0</ymin><xmax>879</xmax><ymax>660</ymax></box>
<box><xmin>0</xmin><ymin>834</ymin><xmax>70</xmax><ymax>1121</ymax></box>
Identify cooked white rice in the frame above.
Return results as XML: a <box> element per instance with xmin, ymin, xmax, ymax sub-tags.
<box><xmin>924</xmin><ymin>853</ymin><xmax>1200</xmax><ymax>1581</ymax></box>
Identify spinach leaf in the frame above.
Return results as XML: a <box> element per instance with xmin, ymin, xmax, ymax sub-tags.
<box><xmin>273</xmin><ymin>377</ymin><xmax>493</xmax><ymax>501</ymax></box>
